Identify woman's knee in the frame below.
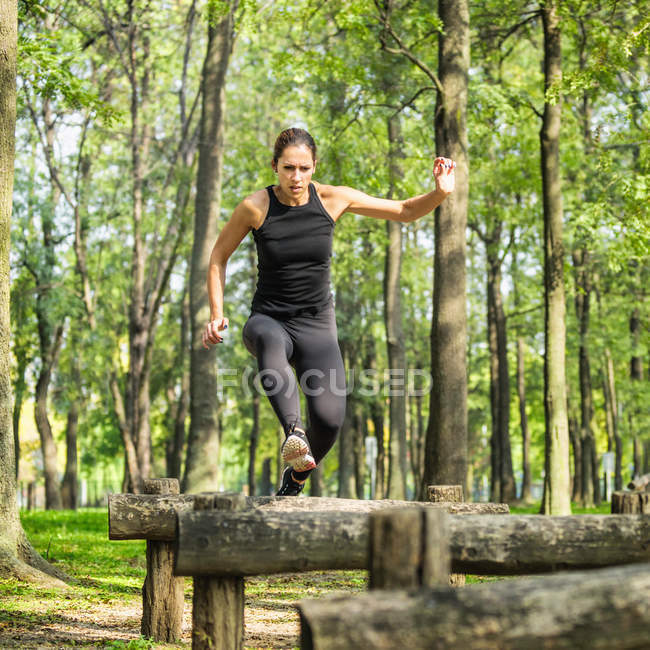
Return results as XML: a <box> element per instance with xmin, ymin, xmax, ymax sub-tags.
<box><xmin>309</xmin><ymin>398</ymin><xmax>346</xmax><ymax>439</ymax></box>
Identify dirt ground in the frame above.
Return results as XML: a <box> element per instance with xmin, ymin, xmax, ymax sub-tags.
<box><xmin>0</xmin><ymin>571</ymin><xmax>364</xmax><ymax>649</ymax></box>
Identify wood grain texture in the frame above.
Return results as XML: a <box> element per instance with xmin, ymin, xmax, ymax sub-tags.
<box><xmin>299</xmin><ymin>563</ymin><xmax>650</xmax><ymax>649</ymax></box>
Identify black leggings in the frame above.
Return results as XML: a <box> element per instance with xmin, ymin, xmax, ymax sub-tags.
<box><xmin>242</xmin><ymin>304</ymin><xmax>346</xmax><ymax>471</ymax></box>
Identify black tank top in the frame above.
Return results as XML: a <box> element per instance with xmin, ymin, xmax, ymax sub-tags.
<box><xmin>251</xmin><ymin>183</ymin><xmax>335</xmax><ymax>318</ymax></box>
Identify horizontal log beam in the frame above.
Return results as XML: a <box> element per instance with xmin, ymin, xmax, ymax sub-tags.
<box><xmin>109</xmin><ymin>493</ymin><xmax>508</xmax><ymax>540</ymax></box>
<box><xmin>175</xmin><ymin>511</ymin><xmax>650</xmax><ymax>577</ymax></box>
<box><xmin>450</xmin><ymin>514</ymin><xmax>650</xmax><ymax>574</ymax></box>
<box><xmin>298</xmin><ymin>563</ymin><xmax>650</xmax><ymax>650</ymax></box>
<box><xmin>108</xmin><ymin>493</ymin><xmax>196</xmax><ymax>540</ymax></box>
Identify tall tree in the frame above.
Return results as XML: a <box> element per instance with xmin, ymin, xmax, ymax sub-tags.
<box><xmin>540</xmin><ymin>0</ymin><xmax>571</xmax><ymax>515</ymax></box>
<box><xmin>384</xmin><ymin>111</ymin><xmax>407</xmax><ymax>500</ymax></box>
<box><xmin>422</xmin><ymin>0</ymin><xmax>470</xmax><ymax>494</ymax></box>
<box><xmin>0</xmin><ymin>0</ymin><xmax>62</xmax><ymax>583</ymax></box>
<box><xmin>184</xmin><ymin>1</ymin><xmax>238</xmax><ymax>492</ymax></box>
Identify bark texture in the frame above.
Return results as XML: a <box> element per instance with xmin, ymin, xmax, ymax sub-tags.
<box><xmin>422</xmin><ymin>0</ymin><xmax>469</xmax><ymax>493</ymax></box>
<box><xmin>185</xmin><ymin>2</ymin><xmax>238</xmax><ymax>493</ymax></box>
<box><xmin>190</xmin><ymin>493</ymin><xmax>245</xmax><ymax>650</ymax></box>
<box><xmin>384</xmin><ymin>114</ymin><xmax>407</xmax><ymax>500</ymax></box>
<box><xmin>175</xmin><ymin>510</ymin><xmax>646</xmax><ymax>577</ymax></box>
<box><xmin>0</xmin><ymin>0</ymin><xmax>20</xmax><ymax>563</ymax></box>
<box><xmin>540</xmin><ymin>0</ymin><xmax>571</xmax><ymax>515</ymax></box>
<box><xmin>141</xmin><ymin>480</ymin><xmax>184</xmax><ymax>642</ymax></box>
<box><xmin>299</xmin><ymin>563</ymin><xmax>650</xmax><ymax>650</ymax></box>
<box><xmin>369</xmin><ymin>508</ymin><xmax>450</xmax><ymax>589</ymax></box>
<box><xmin>109</xmin><ymin>493</ymin><xmax>507</xmax><ymax>541</ymax></box>
<box><xmin>0</xmin><ymin>2</ymin><xmax>65</xmax><ymax>586</ymax></box>
<box><xmin>611</xmin><ymin>491</ymin><xmax>650</xmax><ymax>514</ymax></box>
<box><xmin>517</xmin><ymin>337</ymin><xmax>532</xmax><ymax>500</ymax></box>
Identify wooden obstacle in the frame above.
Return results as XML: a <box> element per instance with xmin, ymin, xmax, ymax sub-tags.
<box><xmin>612</xmin><ymin>489</ymin><xmax>650</xmax><ymax>514</ymax></box>
<box><xmin>298</xmin><ymin>562</ymin><xmax>650</xmax><ymax>649</ymax></box>
<box><xmin>108</xmin><ymin>481</ymin><xmax>507</xmax><ymax>643</ymax></box>
<box><xmin>108</xmin><ymin>492</ymin><xmax>506</xmax><ymax>541</ymax></box>
<box><xmin>174</xmin><ymin>509</ymin><xmax>650</xmax><ymax>576</ymax></box>
<box><xmin>109</xmin><ymin>480</ymin><xmax>650</xmax><ymax>648</ymax></box>
<box><xmin>298</xmin><ymin>506</ymin><xmax>650</xmax><ymax>649</ymax></box>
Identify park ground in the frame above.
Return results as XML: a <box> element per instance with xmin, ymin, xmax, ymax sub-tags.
<box><xmin>0</xmin><ymin>503</ymin><xmax>609</xmax><ymax>649</ymax></box>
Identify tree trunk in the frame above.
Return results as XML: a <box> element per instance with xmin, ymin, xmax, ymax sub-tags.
<box><xmin>569</xmin><ymin>408</ymin><xmax>582</xmax><ymax>503</ymax></box>
<box><xmin>573</xmin><ymin>247</ymin><xmax>598</xmax><ymax>507</ymax></box>
<box><xmin>0</xmin><ymin>0</ymin><xmax>21</xmax><ymax>564</ymax></box>
<box><xmin>605</xmin><ymin>348</ymin><xmax>622</xmax><ymax>490</ymax></box>
<box><xmin>364</xmin><ymin>342</ymin><xmax>385</xmax><ymax>497</ymax></box>
<box><xmin>185</xmin><ymin>2</ymin><xmax>237</xmax><ymax>492</ymax></box>
<box><xmin>486</xmin><ymin>244</ymin><xmax>515</xmax><ymax>503</ymax></box>
<box><xmin>0</xmin><ymin>2</ymin><xmax>64</xmax><ymax>584</ymax></box>
<box><xmin>384</xmin><ymin>114</ymin><xmax>407</xmax><ymax>500</ymax></box>
<box><xmin>247</xmin><ymin>244</ymin><xmax>259</xmax><ymax>496</ymax></box>
<box><xmin>422</xmin><ymin>0</ymin><xmax>469</xmax><ymax>495</ymax></box>
<box><xmin>166</xmin><ymin>287</ymin><xmax>190</xmax><ymax>480</ymax></box>
<box><xmin>337</xmin><ymin>387</ymin><xmax>356</xmax><ymax>499</ymax></box>
<box><xmin>60</xmin><ymin>400</ymin><xmax>79</xmax><ymax>510</ymax></box>
<box><xmin>34</xmin><ymin>324</ymin><xmax>63</xmax><ymax>510</ymax></box>
<box><xmin>630</xmin><ymin>308</ymin><xmax>643</xmax><ymax>480</ymax></box>
<box><xmin>516</xmin><ymin>337</ymin><xmax>532</xmax><ymax>501</ymax></box>
<box><xmin>353</xmin><ymin>400</ymin><xmax>366</xmax><ymax>500</ymax></box>
<box><xmin>540</xmin><ymin>0</ymin><xmax>571</xmax><ymax>515</ymax></box>
<box><xmin>12</xmin><ymin>353</ymin><xmax>27</xmax><ymax>478</ymax></box>
<box><xmin>248</xmin><ymin>392</ymin><xmax>260</xmax><ymax>496</ymax></box>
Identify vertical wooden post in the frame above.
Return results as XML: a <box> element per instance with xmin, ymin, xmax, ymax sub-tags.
<box><xmin>427</xmin><ymin>484</ymin><xmax>463</xmax><ymax>503</ymax></box>
<box><xmin>369</xmin><ymin>507</ymin><xmax>449</xmax><ymax>590</ymax></box>
<box><xmin>141</xmin><ymin>478</ymin><xmax>184</xmax><ymax>642</ymax></box>
<box><xmin>192</xmin><ymin>492</ymin><xmax>246</xmax><ymax>650</ymax></box>
<box><xmin>427</xmin><ymin>484</ymin><xmax>466</xmax><ymax>586</ymax></box>
<box><xmin>611</xmin><ymin>491</ymin><xmax>650</xmax><ymax>514</ymax></box>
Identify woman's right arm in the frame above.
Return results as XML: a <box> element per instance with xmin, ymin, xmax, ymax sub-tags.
<box><xmin>202</xmin><ymin>194</ymin><xmax>264</xmax><ymax>348</ymax></box>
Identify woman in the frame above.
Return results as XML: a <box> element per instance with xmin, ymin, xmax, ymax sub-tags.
<box><xmin>203</xmin><ymin>127</ymin><xmax>455</xmax><ymax>496</ymax></box>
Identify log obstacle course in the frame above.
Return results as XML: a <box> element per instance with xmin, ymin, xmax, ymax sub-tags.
<box><xmin>108</xmin><ymin>481</ymin><xmax>507</xmax><ymax>645</ymax></box>
<box><xmin>108</xmin><ymin>480</ymin><xmax>650</xmax><ymax>648</ymax></box>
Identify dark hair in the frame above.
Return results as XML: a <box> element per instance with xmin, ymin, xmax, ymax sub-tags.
<box><xmin>273</xmin><ymin>128</ymin><xmax>317</xmax><ymax>163</ymax></box>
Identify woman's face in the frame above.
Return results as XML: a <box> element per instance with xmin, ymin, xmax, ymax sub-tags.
<box><xmin>272</xmin><ymin>144</ymin><xmax>316</xmax><ymax>200</ymax></box>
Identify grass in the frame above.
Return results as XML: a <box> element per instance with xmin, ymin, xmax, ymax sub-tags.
<box><xmin>0</xmin><ymin>501</ymin><xmax>613</xmax><ymax>647</ymax></box>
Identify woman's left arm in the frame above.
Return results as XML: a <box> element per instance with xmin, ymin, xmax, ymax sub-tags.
<box><xmin>328</xmin><ymin>156</ymin><xmax>455</xmax><ymax>223</ymax></box>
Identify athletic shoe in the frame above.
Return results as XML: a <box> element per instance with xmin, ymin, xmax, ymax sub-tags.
<box><xmin>281</xmin><ymin>424</ymin><xmax>316</xmax><ymax>472</ymax></box>
<box><xmin>276</xmin><ymin>467</ymin><xmax>306</xmax><ymax>496</ymax></box>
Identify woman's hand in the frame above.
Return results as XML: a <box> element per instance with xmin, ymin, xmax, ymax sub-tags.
<box><xmin>433</xmin><ymin>156</ymin><xmax>456</xmax><ymax>195</ymax></box>
<box><xmin>202</xmin><ymin>317</ymin><xmax>229</xmax><ymax>348</ymax></box>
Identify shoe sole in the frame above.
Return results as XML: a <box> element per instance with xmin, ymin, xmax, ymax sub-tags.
<box><xmin>282</xmin><ymin>435</ymin><xmax>317</xmax><ymax>471</ymax></box>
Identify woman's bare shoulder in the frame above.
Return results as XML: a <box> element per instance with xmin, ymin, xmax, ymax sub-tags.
<box><xmin>237</xmin><ymin>188</ymin><xmax>270</xmax><ymax>229</ymax></box>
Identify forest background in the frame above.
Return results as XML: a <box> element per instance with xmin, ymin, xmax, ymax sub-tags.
<box><xmin>9</xmin><ymin>0</ymin><xmax>650</xmax><ymax>513</ymax></box>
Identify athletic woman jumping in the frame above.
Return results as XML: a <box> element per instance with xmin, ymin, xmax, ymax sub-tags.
<box><xmin>202</xmin><ymin>128</ymin><xmax>455</xmax><ymax>496</ymax></box>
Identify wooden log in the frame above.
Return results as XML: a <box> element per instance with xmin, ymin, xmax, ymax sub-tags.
<box><xmin>427</xmin><ymin>484</ymin><xmax>463</xmax><ymax>502</ymax></box>
<box><xmin>191</xmin><ymin>493</ymin><xmax>245</xmax><ymax>650</ymax></box>
<box><xmin>369</xmin><ymin>508</ymin><xmax>449</xmax><ymax>589</ymax></box>
<box><xmin>627</xmin><ymin>472</ymin><xmax>650</xmax><ymax>491</ymax></box>
<box><xmin>298</xmin><ymin>563</ymin><xmax>650</xmax><ymax>650</ymax></box>
<box><xmin>427</xmin><ymin>484</ymin><xmax>465</xmax><ymax>585</ymax></box>
<box><xmin>612</xmin><ymin>490</ymin><xmax>650</xmax><ymax>514</ymax></box>
<box><xmin>108</xmin><ymin>492</ymin><xmax>196</xmax><ymax>540</ymax></box>
<box><xmin>252</xmin><ymin>495</ymin><xmax>507</xmax><ymax>515</ymax></box>
<box><xmin>175</xmin><ymin>511</ymin><xmax>650</xmax><ymax>577</ymax></box>
<box><xmin>450</xmin><ymin>513</ymin><xmax>650</xmax><ymax>574</ymax></box>
<box><xmin>141</xmin><ymin>479</ymin><xmax>184</xmax><ymax>643</ymax></box>
<box><xmin>109</xmin><ymin>493</ymin><xmax>508</xmax><ymax>541</ymax></box>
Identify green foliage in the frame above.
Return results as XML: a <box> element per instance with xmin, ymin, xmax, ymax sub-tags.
<box><xmin>9</xmin><ymin>0</ymin><xmax>649</xmax><ymax>501</ymax></box>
